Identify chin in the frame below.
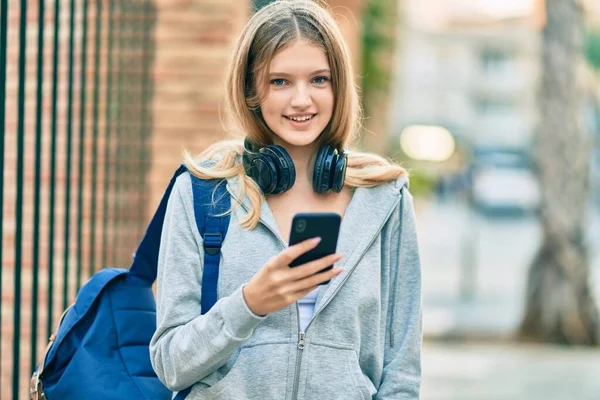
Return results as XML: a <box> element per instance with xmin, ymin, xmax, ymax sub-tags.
<box><xmin>276</xmin><ymin>130</ymin><xmax>322</xmax><ymax>148</ymax></box>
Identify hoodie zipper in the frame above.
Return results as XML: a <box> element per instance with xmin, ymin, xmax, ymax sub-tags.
<box><xmin>233</xmin><ymin>190</ymin><xmax>401</xmax><ymax>399</ymax></box>
<box><xmin>252</xmin><ymin>213</ymin><xmax>305</xmax><ymax>400</ymax></box>
<box><xmin>291</xmin><ymin>306</ymin><xmax>304</xmax><ymax>400</ymax></box>
<box><xmin>232</xmin><ymin>196</ymin><xmax>308</xmax><ymax>400</ymax></box>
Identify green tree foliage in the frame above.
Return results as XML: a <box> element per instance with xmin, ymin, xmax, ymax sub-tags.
<box><xmin>586</xmin><ymin>30</ymin><xmax>600</xmax><ymax>70</ymax></box>
<box><xmin>360</xmin><ymin>0</ymin><xmax>394</xmax><ymax>113</ymax></box>
<box><xmin>254</xmin><ymin>0</ymin><xmax>276</xmax><ymax>12</ymax></box>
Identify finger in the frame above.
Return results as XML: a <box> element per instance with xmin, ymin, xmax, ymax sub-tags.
<box><xmin>290</xmin><ymin>266</ymin><xmax>344</xmax><ymax>293</ymax></box>
<box><xmin>291</xmin><ymin>284</ymin><xmax>320</xmax><ymax>301</ymax></box>
<box><xmin>274</xmin><ymin>237</ymin><xmax>321</xmax><ymax>267</ymax></box>
<box><xmin>288</xmin><ymin>253</ymin><xmax>343</xmax><ymax>280</ymax></box>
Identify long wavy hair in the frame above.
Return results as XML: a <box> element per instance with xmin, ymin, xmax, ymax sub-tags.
<box><xmin>185</xmin><ymin>0</ymin><xmax>407</xmax><ymax>229</ymax></box>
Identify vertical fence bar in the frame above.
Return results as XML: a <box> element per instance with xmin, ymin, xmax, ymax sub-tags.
<box><xmin>47</xmin><ymin>0</ymin><xmax>61</xmax><ymax>339</ymax></box>
<box><xmin>0</xmin><ymin>0</ymin><xmax>9</xmax><ymax>386</ymax></box>
<box><xmin>133</xmin><ymin>2</ymin><xmax>143</xmax><ymax>236</ymax></box>
<box><xmin>118</xmin><ymin>0</ymin><xmax>132</xmax><ymax>264</ymax></box>
<box><xmin>133</xmin><ymin>2</ymin><xmax>142</xmax><ymax>236</ymax></box>
<box><xmin>89</xmin><ymin>0</ymin><xmax>103</xmax><ymax>277</ymax></box>
<box><xmin>136</xmin><ymin>1</ymin><xmax>146</xmax><ymax>236</ymax></box>
<box><xmin>0</xmin><ymin>0</ymin><xmax>8</xmax><ymax>388</ymax></box>
<box><xmin>136</xmin><ymin>1</ymin><xmax>146</xmax><ymax>235</ymax></box>
<box><xmin>125</xmin><ymin>0</ymin><xmax>135</xmax><ymax>259</ymax></box>
<box><xmin>63</xmin><ymin>0</ymin><xmax>77</xmax><ymax>310</ymax></box>
<box><xmin>123</xmin><ymin>3</ymin><xmax>133</xmax><ymax>237</ymax></box>
<box><xmin>76</xmin><ymin>0</ymin><xmax>90</xmax><ymax>293</ymax></box>
<box><xmin>139</xmin><ymin>0</ymin><xmax>152</xmax><ymax>233</ymax></box>
<box><xmin>13</xmin><ymin>0</ymin><xmax>28</xmax><ymax>397</ymax></box>
<box><xmin>112</xmin><ymin>0</ymin><xmax>123</xmax><ymax>267</ymax></box>
<box><xmin>31</xmin><ymin>0</ymin><xmax>46</xmax><ymax>374</ymax></box>
<box><xmin>102</xmin><ymin>0</ymin><xmax>115</xmax><ymax>269</ymax></box>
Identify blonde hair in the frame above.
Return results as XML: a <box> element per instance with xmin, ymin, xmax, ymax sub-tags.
<box><xmin>185</xmin><ymin>0</ymin><xmax>407</xmax><ymax>229</ymax></box>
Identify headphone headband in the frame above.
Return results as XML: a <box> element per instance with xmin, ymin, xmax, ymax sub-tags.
<box><xmin>242</xmin><ymin>138</ymin><xmax>347</xmax><ymax>195</ymax></box>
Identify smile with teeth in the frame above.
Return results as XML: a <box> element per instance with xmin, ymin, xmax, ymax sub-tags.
<box><xmin>285</xmin><ymin>114</ymin><xmax>315</xmax><ymax>122</ymax></box>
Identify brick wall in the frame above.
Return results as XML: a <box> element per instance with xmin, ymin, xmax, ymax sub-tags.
<box><xmin>147</xmin><ymin>0</ymin><xmax>250</xmax><ymax>215</ymax></box>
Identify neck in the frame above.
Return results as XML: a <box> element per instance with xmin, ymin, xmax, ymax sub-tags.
<box><xmin>274</xmin><ymin>141</ymin><xmax>319</xmax><ymax>190</ymax></box>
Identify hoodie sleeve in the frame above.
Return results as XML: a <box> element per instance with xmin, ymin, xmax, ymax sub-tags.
<box><xmin>149</xmin><ymin>172</ymin><xmax>266</xmax><ymax>391</ymax></box>
<box><xmin>376</xmin><ymin>186</ymin><xmax>422</xmax><ymax>399</ymax></box>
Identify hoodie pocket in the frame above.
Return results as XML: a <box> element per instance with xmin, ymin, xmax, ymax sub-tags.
<box><xmin>304</xmin><ymin>342</ymin><xmax>372</xmax><ymax>400</ymax></box>
<box><xmin>191</xmin><ymin>342</ymin><xmax>290</xmax><ymax>399</ymax></box>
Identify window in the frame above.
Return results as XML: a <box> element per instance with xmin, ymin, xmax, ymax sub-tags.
<box><xmin>480</xmin><ymin>48</ymin><xmax>513</xmax><ymax>75</ymax></box>
<box><xmin>475</xmin><ymin>97</ymin><xmax>516</xmax><ymax>117</ymax></box>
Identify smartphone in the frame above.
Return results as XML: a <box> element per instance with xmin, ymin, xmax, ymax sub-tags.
<box><xmin>288</xmin><ymin>213</ymin><xmax>342</xmax><ymax>285</ymax></box>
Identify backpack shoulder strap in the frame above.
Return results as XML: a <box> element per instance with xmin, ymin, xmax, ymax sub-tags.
<box><xmin>173</xmin><ymin>173</ymin><xmax>232</xmax><ymax>400</ymax></box>
<box><xmin>189</xmin><ymin>174</ymin><xmax>231</xmax><ymax>315</ymax></box>
<box><xmin>129</xmin><ymin>165</ymin><xmax>189</xmax><ymax>283</ymax></box>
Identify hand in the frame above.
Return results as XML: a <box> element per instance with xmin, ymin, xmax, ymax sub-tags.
<box><xmin>242</xmin><ymin>237</ymin><xmax>344</xmax><ymax>316</ymax></box>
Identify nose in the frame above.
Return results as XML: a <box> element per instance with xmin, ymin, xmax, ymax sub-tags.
<box><xmin>290</xmin><ymin>83</ymin><xmax>312</xmax><ymax>109</ymax></box>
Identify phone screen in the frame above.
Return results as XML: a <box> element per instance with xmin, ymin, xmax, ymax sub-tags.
<box><xmin>288</xmin><ymin>213</ymin><xmax>341</xmax><ymax>284</ymax></box>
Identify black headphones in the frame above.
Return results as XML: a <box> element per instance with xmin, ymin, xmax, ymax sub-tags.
<box><xmin>242</xmin><ymin>138</ymin><xmax>348</xmax><ymax>195</ymax></box>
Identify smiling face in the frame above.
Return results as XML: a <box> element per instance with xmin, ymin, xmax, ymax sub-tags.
<box><xmin>258</xmin><ymin>40</ymin><xmax>334</xmax><ymax>150</ymax></box>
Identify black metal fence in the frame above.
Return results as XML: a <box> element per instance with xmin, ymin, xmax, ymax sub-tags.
<box><xmin>0</xmin><ymin>1</ymin><xmax>156</xmax><ymax>398</ymax></box>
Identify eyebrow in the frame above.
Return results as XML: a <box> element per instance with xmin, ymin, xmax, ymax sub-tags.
<box><xmin>268</xmin><ymin>69</ymin><xmax>331</xmax><ymax>77</ymax></box>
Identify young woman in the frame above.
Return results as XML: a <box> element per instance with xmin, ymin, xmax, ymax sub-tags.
<box><xmin>150</xmin><ymin>1</ymin><xmax>422</xmax><ymax>399</ymax></box>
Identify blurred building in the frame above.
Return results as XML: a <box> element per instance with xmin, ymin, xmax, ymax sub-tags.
<box><xmin>391</xmin><ymin>0</ymin><xmax>540</xmax><ymax>151</ymax></box>
<box><xmin>584</xmin><ymin>0</ymin><xmax>600</xmax><ymax>26</ymax></box>
<box><xmin>391</xmin><ymin>0</ymin><xmax>600</xmax><ymax>153</ymax></box>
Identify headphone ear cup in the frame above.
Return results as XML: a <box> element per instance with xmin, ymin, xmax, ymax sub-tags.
<box><xmin>312</xmin><ymin>146</ymin><xmax>327</xmax><ymax>193</ymax></box>
<box><xmin>313</xmin><ymin>146</ymin><xmax>336</xmax><ymax>194</ymax></box>
<box><xmin>243</xmin><ymin>138</ymin><xmax>280</xmax><ymax>194</ymax></box>
<box><xmin>252</xmin><ymin>153</ymin><xmax>279</xmax><ymax>194</ymax></box>
<box><xmin>332</xmin><ymin>149</ymin><xmax>348</xmax><ymax>193</ymax></box>
<box><xmin>261</xmin><ymin>145</ymin><xmax>295</xmax><ymax>194</ymax></box>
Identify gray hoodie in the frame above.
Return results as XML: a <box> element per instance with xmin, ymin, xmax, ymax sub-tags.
<box><xmin>150</xmin><ymin>171</ymin><xmax>422</xmax><ymax>399</ymax></box>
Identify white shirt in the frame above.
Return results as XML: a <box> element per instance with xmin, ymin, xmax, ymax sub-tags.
<box><xmin>297</xmin><ymin>287</ymin><xmax>319</xmax><ymax>332</ymax></box>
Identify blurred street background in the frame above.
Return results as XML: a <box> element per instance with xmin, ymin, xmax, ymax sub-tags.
<box><xmin>1</xmin><ymin>0</ymin><xmax>600</xmax><ymax>399</ymax></box>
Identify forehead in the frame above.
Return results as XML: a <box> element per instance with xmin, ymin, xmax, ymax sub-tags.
<box><xmin>268</xmin><ymin>40</ymin><xmax>329</xmax><ymax>74</ymax></box>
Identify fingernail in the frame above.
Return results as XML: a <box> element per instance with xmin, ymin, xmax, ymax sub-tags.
<box><xmin>336</xmin><ymin>267</ymin><xmax>344</xmax><ymax>274</ymax></box>
<box><xmin>312</xmin><ymin>237</ymin><xmax>322</xmax><ymax>244</ymax></box>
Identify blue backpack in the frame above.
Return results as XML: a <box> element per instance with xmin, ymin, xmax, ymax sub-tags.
<box><xmin>30</xmin><ymin>166</ymin><xmax>231</xmax><ymax>400</ymax></box>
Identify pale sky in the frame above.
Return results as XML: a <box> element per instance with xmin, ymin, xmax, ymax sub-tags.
<box><xmin>404</xmin><ymin>0</ymin><xmax>536</xmax><ymax>29</ymax></box>
<box><xmin>405</xmin><ymin>0</ymin><xmax>600</xmax><ymax>29</ymax></box>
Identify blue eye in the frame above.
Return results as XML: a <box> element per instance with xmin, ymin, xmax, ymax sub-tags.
<box><xmin>313</xmin><ymin>76</ymin><xmax>329</xmax><ymax>84</ymax></box>
<box><xmin>270</xmin><ymin>79</ymin><xmax>286</xmax><ymax>86</ymax></box>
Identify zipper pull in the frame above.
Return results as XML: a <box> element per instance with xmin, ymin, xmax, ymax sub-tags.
<box><xmin>298</xmin><ymin>332</ymin><xmax>306</xmax><ymax>350</ymax></box>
